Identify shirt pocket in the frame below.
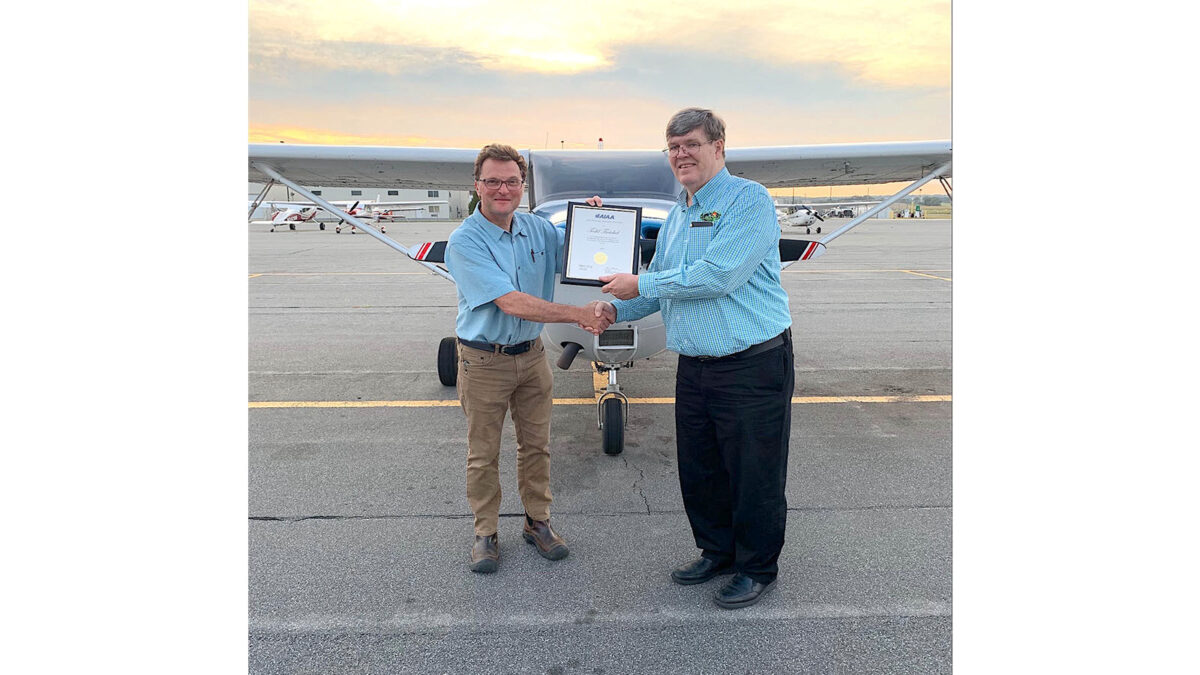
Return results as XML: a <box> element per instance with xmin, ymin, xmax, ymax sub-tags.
<box><xmin>685</xmin><ymin>224</ymin><xmax>715</xmax><ymax>263</ymax></box>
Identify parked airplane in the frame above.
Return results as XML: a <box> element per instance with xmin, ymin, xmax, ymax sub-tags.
<box><xmin>774</xmin><ymin>201</ymin><xmax>885</xmax><ymax>233</ymax></box>
<box><xmin>249</xmin><ymin>198</ymin><xmax>448</xmax><ymax>233</ymax></box>
<box><xmin>249</xmin><ymin>140</ymin><xmax>951</xmax><ymax>454</ymax></box>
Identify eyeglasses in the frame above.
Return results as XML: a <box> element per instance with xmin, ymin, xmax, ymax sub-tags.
<box><xmin>476</xmin><ymin>177</ymin><xmax>524</xmax><ymax>190</ymax></box>
<box><xmin>664</xmin><ymin>140</ymin><xmax>715</xmax><ymax>156</ymax></box>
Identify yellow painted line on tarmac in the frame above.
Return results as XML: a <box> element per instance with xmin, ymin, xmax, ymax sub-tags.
<box><xmin>249</xmin><ymin>272</ymin><xmax>429</xmax><ymax>277</ymax></box>
<box><xmin>782</xmin><ymin>265</ymin><xmax>950</xmax><ymax>270</ymax></box>
<box><xmin>900</xmin><ymin>270</ymin><xmax>952</xmax><ymax>282</ymax></box>
<box><xmin>250</xmin><ymin>394</ymin><xmax>949</xmax><ymax>409</ymax></box>
<box><xmin>592</xmin><ymin>370</ymin><xmax>607</xmax><ymax>401</ymax></box>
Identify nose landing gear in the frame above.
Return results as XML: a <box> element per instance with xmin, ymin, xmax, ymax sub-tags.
<box><xmin>596</xmin><ymin>365</ymin><xmax>629</xmax><ymax>455</ymax></box>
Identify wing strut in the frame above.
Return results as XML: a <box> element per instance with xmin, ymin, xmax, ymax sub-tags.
<box><xmin>251</xmin><ymin>162</ymin><xmax>454</xmax><ymax>281</ymax></box>
<box><xmin>818</xmin><ymin>161</ymin><xmax>952</xmax><ymax>246</ymax></box>
<box><xmin>248</xmin><ymin>179</ymin><xmax>275</xmax><ymax>221</ymax></box>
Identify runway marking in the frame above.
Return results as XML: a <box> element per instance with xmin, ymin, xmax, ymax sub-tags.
<box><xmin>249</xmin><ymin>395</ymin><xmax>950</xmax><ymax>409</ymax></box>
<box><xmin>593</xmin><ymin>370</ymin><xmax>607</xmax><ymax>401</ymax></box>
<box><xmin>900</xmin><ymin>270</ymin><xmax>952</xmax><ymax>281</ymax></box>
<box><xmin>248</xmin><ymin>601</ymin><xmax>951</xmax><ymax>632</ymax></box>
<box><xmin>782</xmin><ymin>268</ymin><xmax>950</xmax><ymax>274</ymax></box>
<box><xmin>249</xmin><ymin>272</ymin><xmax>429</xmax><ymax>277</ymax></box>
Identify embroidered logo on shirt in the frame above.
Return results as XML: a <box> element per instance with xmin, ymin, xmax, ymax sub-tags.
<box><xmin>701</xmin><ymin>211</ymin><xmax>720</xmax><ymax>222</ymax></box>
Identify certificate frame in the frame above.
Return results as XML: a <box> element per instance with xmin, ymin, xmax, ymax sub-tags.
<box><xmin>561</xmin><ymin>202</ymin><xmax>643</xmax><ymax>286</ymax></box>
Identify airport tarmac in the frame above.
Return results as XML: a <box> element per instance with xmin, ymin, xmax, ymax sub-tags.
<box><xmin>248</xmin><ymin>218</ymin><xmax>952</xmax><ymax>674</ymax></box>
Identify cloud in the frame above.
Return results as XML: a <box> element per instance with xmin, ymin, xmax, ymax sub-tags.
<box><xmin>250</xmin><ymin>0</ymin><xmax>949</xmax><ymax>87</ymax></box>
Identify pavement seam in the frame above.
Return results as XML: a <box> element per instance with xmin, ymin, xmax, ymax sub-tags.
<box><xmin>248</xmin><ymin>505</ymin><xmax>950</xmax><ymax>522</ymax></box>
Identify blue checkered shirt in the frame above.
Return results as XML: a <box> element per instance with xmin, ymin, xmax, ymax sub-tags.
<box><xmin>613</xmin><ymin>167</ymin><xmax>791</xmax><ymax>357</ymax></box>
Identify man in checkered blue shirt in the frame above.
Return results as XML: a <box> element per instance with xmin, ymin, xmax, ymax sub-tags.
<box><xmin>592</xmin><ymin>108</ymin><xmax>795</xmax><ymax>610</ymax></box>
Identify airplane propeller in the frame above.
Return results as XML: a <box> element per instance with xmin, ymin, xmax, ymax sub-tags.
<box><xmin>338</xmin><ymin>201</ymin><xmax>361</xmax><ymax>225</ymax></box>
<box><xmin>798</xmin><ymin>204</ymin><xmax>825</xmax><ymax>221</ymax></box>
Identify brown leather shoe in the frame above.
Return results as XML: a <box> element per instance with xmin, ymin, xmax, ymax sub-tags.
<box><xmin>470</xmin><ymin>533</ymin><xmax>498</xmax><ymax>573</ymax></box>
<box><xmin>522</xmin><ymin>514</ymin><xmax>569</xmax><ymax>560</ymax></box>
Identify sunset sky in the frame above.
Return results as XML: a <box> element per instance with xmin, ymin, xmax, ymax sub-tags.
<box><xmin>249</xmin><ymin>0</ymin><xmax>950</xmax><ymax>197</ymax></box>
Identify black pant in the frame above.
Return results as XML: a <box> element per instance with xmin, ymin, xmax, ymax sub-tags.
<box><xmin>674</xmin><ymin>332</ymin><xmax>794</xmax><ymax>584</ymax></box>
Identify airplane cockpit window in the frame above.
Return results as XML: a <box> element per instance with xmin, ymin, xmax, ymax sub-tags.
<box><xmin>529</xmin><ymin>151</ymin><xmax>680</xmax><ymax>206</ymax></box>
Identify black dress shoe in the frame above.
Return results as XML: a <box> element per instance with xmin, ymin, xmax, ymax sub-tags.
<box><xmin>714</xmin><ymin>573</ymin><xmax>776</xmax><ymax>609</ymax></box>
<box><xmin>670</xmin><ymin>557</ymin><xmax>734</xmax><ymax>585</ymax></box>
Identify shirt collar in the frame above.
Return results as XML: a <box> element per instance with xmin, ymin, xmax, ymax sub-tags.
<box><xmin>470</xmin><ymin>209</ymin><xmax>524</xmax><ymax>241</ymax></box>
<box><xmin>677</xmin><ymin>167</ymin><xmax>733</xmax><ymax>208</ymax></box>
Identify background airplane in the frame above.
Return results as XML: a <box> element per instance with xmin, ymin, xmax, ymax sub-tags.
<box><xmin>249</xmin><ymin>140</ymin><xmax>951</xmax><ymax>454</ymax></box>
<box><xmin>248</xmin><ymin>198</ymin><xmax>448</xmax><ymax>233</ymax></box>
<box><xmin>774</xmin><ymin>201</ymin><xmax>885</xmax><ymax>233</ymax></box>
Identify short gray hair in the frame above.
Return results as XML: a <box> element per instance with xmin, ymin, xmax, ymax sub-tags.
<box><xmin>665</xmin><ymin>108</ymin><xmax>726</xmax><ymax>153</ymax></box>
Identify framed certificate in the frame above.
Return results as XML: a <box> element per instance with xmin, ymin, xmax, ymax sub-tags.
<box><xmin>561</xmin><ymin>202</ymin><xmax>643</xmax><ymax>286</ymax></box>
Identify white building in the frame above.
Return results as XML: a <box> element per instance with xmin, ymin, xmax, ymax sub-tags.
<box><xmin>248</xmin><ymin>182</ymin><xmax>473</xmax><ymax>221</ymax></box>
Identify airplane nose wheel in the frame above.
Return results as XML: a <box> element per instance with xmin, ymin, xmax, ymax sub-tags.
<box><xmin>596</xmin><ymin>366</ymin><xmax>628</xmax><ymax>455</ymax></box>
<box><xmin>600</xmin><ymin>396</ymin><xmax>626</xmax><ymax>455</ymax></box>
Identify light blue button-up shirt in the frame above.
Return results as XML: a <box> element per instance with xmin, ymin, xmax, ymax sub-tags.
<box><xmin>613</xmin><ymin>167</ymin><xmax>791</xmax><ymax>357</ymax></box>
<box><xmin>445</xmin><ymin>209</ymin><xmax>565</xmax><ymax>345</ymax></box>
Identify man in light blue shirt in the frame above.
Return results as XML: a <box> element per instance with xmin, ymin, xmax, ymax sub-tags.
<box><xmin>445</xmin><ymin>144</ymin><xmax>610</xmax><ymax>574</ymax></box>
<box><xmin>593</xmin><ymin>108</ymin><xmax>795</xmax><ymax>609</ymax></box>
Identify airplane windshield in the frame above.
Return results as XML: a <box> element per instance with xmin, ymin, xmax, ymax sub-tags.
<box><xmin>529</xmin><ymin>151</ymin><xmax>681</xmax><ymax>207</ymax></box>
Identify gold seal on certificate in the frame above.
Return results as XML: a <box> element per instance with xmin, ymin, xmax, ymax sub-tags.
<box><xmin>562</xmin><ymin>202</ymin><xmax>643</xmax><ymax>286</ymax></box>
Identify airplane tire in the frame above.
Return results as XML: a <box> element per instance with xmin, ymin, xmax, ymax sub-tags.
<box><xmin>602</xmin><ymin>398</ymin><xmax>624</xmax><ymax>455</ymax></box>
<box><xmin>437</xmin><ymin>336</ymin><xmax>458</xmax><ymax>386</ymax></box>
<box><xmin>336</xmin><ymin>226</ymin><xmax>341</xmax><ymax>233</ymax></box>
<box><xmin>289</xmin><ymin>223</ymin><xmax>296</xmax><ymax>230</ymax></box>
<box><xmin>816</xmin><ymin>226</ymin><xmax>822</xmax><ymax>233</ymax></box>
<box><xmin>805</xmin><ymin>227</ymin><xmax>811</xmax><ymax>234</ymax></box>
<box><xmin>319</xmin><ymin>223</ymin><xmax>325</xmax><ymax>230</ymax></box>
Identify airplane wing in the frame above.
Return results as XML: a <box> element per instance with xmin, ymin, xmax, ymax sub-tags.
<box><xmin>249</xmin><ymin>141</ymin><xmax>949</xmax><ymax>191</ymax></box>
<box><xmin>725</xmin><ymin>140</ymin><xmax>951</xmax><ymax>188</ymax></box>
<box><xmin>249</xmin><ymin>144</ymin><xmax>487</xmax><ymax>189</ymax></box>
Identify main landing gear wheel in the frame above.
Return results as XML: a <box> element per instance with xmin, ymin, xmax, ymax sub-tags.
<box><xmin>437</xmin><ymin>336</ymin><xmax>458</xmax><ymax>386</ymax></box>
<box><xmin>816</xmin><ymin>226</ymin><xmax>822</xmax><ymax>233</ymax></box>
<box><xmin>601</xmin><ymin>397</ymin><xmax>624</xmax><ymax>455</ymax></box>
<box><xmin>805</xmin><ymin>227</ymin><xmax>811</xmax><ymax>234</ymax></box>
<box><xmin>319</xmin><ymin>223</ymin><xmax>325</xmax><ymax>230</ymax></box>
<box><xmin>289</xmin><ymin>223</ymin><xmax>296</xmax><ymax>231</ymax></box>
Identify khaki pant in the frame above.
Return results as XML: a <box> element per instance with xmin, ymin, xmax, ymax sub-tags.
<box><xmin>457</xmin><ymin>337</ymin><xmax>554</xmax><ymax>536</ymax></box>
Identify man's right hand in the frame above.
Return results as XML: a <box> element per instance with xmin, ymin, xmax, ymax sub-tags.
<box><xmin>577</xmin><ymin>302</ymin><xmax>613</xmax><ymax>335</ymax></box>
<box><xmin>591</xmin><ymin>300</ymin><xmax>616</xmax><ymax>323</ymax></box>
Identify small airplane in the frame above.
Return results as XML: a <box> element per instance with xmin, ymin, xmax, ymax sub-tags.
<box><xmin>249</xmin><ymin>140</ymin><xmax>951</xmax><ymax>455</ymax></box>
<box><xmin>774</xmin><ymin>201</ymin><xmax>884</xmax><ymax>233</ymax></box>
<box><xmin>248</xmin><ymin>198</ymin><xmax>448</xmax><ymax>233</ymax></box>
<box><xmin>256</xmin><ymin>202</ymin><xmax>321</xmax><ymax>232</ymax></box>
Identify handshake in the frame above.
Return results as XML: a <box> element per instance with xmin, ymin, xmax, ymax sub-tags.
<box><xmin>575</xmin><ymin>300</ymin><xmax>617</xmax><ymax>336</ymax></box>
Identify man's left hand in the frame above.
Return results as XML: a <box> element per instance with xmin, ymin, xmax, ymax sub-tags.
<box><xmin>599</xmin><ymin>273</ymin><xmax>639</xmax><ymax>300</ymax></box>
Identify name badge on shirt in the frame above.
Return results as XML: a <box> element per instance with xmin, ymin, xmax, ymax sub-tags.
<box><xmin>690</xmin><ymin>221</ymin><xmax>713</xmax><ymax>228</ymax></box>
